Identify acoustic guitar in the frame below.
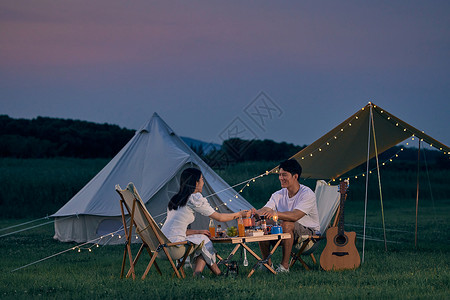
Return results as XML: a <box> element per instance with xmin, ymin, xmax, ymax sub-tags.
<box><xmin>320</xmin><ymin>180</ymin><xmax>360</xmax><ymax>271</ymax></box>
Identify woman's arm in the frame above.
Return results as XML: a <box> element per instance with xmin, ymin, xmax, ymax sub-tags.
<box><xmin>209</xmin><ymin>210</ymin><xmax>251</xmax><ymax>222</ymax></box>
<box><xmin>186</xmin><ymin>229</ymin><xmax>211</xmax><ymax>237</ymax></box>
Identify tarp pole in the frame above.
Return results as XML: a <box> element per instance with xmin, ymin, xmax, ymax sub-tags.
<box><xmin>371</xmin><ymin>109</ymin><xmax>388</xmax><ymax>251</ymax></box>
<box><xmin>362</xmin><ymin>104</ymin><xmax>373</xmax><ymax>263</ymax></box>
<box><xmin>415</xmin><ymin>140</ymin><xmax>421</xmax><ymax>248</ymax></box>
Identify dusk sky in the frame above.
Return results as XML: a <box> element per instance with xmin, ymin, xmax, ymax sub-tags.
<box><xmin>1</xmin><ymin>1</ymin><xmax>449</xmax><ymax>147</ymax></box>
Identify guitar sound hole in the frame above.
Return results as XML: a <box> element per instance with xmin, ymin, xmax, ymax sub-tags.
<box><xmin>335</xmin><ymin>234</ymin><xmax>348</xmax><ymax>246</ymax></box>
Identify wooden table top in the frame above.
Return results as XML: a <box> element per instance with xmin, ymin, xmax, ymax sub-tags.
<box><xmin>210</xmin><ymin>233</ymin><xmax>291</xmax><ymax>244</ymax></box>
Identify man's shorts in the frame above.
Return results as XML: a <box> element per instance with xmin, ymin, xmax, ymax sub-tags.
<box><xmin>293</xmin><ymin>222</ymin><xmax>314</xmax><ymax>242</ymax></box>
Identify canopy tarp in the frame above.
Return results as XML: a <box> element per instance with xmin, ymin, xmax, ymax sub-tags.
<box><xmin>273</xmin><ymin>103</ymin><xmax>449</xmax><ymax>179</ymax></box>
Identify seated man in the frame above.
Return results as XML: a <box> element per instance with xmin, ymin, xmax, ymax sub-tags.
<box><xmin>255</xmin><ymin>159</ymin><xmax>319</xmax><ymax>273</ymax></box>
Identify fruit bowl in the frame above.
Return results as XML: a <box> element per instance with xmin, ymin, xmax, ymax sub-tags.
<box><xmin>226</xmin><ymin>226</ymin><xmax>238</xmax><ymax>237</ymax></box>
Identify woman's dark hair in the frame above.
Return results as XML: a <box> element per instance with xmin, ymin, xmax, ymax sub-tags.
<box><xmin>168</xmin><ymin>168</ymin><xmax>202</xmax><ymax>211</ymax></box>
<box><xmin>279</xmin><ymin>159</ymin><xmax>302</xmax><ymax>180</ymax></box>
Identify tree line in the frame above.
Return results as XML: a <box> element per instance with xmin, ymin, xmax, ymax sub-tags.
<box><xmin>0</xmin><ymin>115</ymin><xmax>134</xmax><ymax>158</ymax></box>
<box><xmin>1</xmin><ymin>115</ymin><xmax>447</xmax><ymax>169</ymax></box>
<box><xmin>0</xmin><ymin>115</ymin><xmax>304</xmax><ymax>161</ymax></box>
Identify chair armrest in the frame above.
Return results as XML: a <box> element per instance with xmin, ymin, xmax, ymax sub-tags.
<box><xmin>166</xmin><ymin>241</ymin><xmax>190</xmax><ymax>247</ymax></box>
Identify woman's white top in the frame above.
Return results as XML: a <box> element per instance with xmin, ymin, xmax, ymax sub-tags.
<box><xmin>161</xmin><ymin>192</ymin><xmax>215</xmax><ymax>243</ymax></box>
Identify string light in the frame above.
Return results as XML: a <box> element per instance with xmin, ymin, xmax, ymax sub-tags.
<box><xmin>328</xmin><ymin>128</ymin><xmax>448</xmax><ymax>182</ymax></box>
<box><xmin>73</xmin><ymin>103</ymin><xmax>447</xmax><ymax>257</ymax></box>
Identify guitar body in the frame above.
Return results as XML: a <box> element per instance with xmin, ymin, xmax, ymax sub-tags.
<box><xmin>320</xmin><ymin>226</ymin><xmax>361</xmax><ymax>271</ymax></box>
<box><xmin>320</xmin><ymin>180</ymin><xmax>360</xmax><ymax>271</ymax></box>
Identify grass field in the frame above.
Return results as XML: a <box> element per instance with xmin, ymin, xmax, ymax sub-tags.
<box><xmin>0</xmin><ymin>158</ymin><xmax>449</xmax><ymax>299</ymax></box>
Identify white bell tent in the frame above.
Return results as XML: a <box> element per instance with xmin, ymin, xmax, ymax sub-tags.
<box><xmin>52</xmin><ymin>113</ymin><xmax>254</xmax><ymax>244</ymax></box>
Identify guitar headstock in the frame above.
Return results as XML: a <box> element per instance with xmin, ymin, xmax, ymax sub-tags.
<box><xmin>339</xmin><ymin>180</ymin><xmax>349</xmax><ymax>195</ymax></box>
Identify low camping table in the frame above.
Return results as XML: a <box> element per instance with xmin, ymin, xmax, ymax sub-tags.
<box><xmin>211</xmin><ymin>233</ymin><xmax>291</xmax><ymax>277</ymax></box>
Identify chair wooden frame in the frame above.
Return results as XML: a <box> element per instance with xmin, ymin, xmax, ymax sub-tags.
<box><xmin>116</xmin><ymin>183</ymin><xmax>193</xmax><ymax>280</ymax></box>
<box><xmin>289</xmin><ymin>206</ymin><xmax>340</xmax><ymax>270</ymax></box>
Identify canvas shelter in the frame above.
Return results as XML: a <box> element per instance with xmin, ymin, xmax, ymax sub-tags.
<box><xmin>52</xmin><ymin>113</ymin><xmax>254</xmax><ymax>244</ymax></box>
<box><xmin>271</xmin><ymin>102</ymin><xmax>449</xmax><ymax>180</ymax></box>
<box><xmin>270</xmin><ymin>102</ymin><xmax>449</xmax><ymax>261</ymax></box>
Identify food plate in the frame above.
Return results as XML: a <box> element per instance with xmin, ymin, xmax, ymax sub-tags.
<box><xmin>245</xmin><ymin>230</ymin><xmax>264</xmax><ymax>237</ymax></box>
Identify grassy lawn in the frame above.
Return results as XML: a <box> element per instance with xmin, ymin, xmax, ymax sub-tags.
<box><xmin>0</xmin><ymin>158</ymin><xmax>449</xmax><ymax>299</ymax></box>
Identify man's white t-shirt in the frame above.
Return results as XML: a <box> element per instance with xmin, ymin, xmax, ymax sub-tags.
<box><xmin>264</xmin><ymin>185</ymin><xmax>320</xmax><ymax>232</ymax></box>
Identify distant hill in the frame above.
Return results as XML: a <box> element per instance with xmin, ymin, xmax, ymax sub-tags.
<box><xmin>180</xmin><ymin>136</ymin><xmax>221</xmax><ymax>155</ymax></box>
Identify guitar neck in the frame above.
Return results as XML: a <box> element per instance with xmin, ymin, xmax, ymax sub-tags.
<box><xmin>337</xmin><ymin>190</ymin><xmax>347</xmax><ymax>235</ymax></box>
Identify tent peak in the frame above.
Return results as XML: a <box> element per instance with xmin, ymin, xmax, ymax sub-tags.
<box><xmin>137</xmin><ymin>112</ymin><xmax>175</xmax><ymax>136</ymax></box>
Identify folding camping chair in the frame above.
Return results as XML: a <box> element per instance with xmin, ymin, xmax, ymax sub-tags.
<box><xmin>289</xmin><ymin>180</ymin><xmax>340</xmax><ymax>270</ymax></box>
<box><xmin>116</xmin><ymin>183</ymin><xmax>193</xmax><ymax>280</ymax></box>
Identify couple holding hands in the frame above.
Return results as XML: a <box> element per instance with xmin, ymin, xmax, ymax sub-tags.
<box><xmin>161</xmin><ymin>159</ymin><xmax>319</xmax><ymax>277</ymax></box>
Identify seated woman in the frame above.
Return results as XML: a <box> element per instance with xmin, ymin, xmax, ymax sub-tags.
<box><xmin>161</xmin><ymin>167</ymin><xmax>250</xmax><ymax>277</ymax></box>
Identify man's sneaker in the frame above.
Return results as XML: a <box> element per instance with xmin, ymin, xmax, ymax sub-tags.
<box><xmin>275</xmin><ymin>264</ymin><xmax>289</xmax><ymax>273</ymax></box>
